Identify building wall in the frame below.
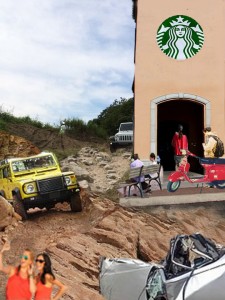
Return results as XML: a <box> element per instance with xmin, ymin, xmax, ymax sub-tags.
<box><xmin>134</xmin><ymin>0</ymin><xmax>225</xmax><ymax>160</ymax></box>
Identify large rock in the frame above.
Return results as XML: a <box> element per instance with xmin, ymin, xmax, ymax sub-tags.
<box><xmin>0</xmin><ymin>196</ymin><xmax>22</xmax><ymax>231</ymax></box>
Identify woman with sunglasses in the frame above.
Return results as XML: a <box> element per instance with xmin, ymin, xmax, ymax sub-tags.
<box><xmin>35</xmin><ymin>252</ymin><xmax>67</xmax><ymax>300</ymax></box>
<box><xmin>0</xmin><ymin>240</ymin><xmax>36</xmax><ymax>300</ymax></box>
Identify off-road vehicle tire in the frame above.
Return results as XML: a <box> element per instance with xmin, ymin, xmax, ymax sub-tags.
<box><xmin>70</xmin><ymin>193</ymin><xmax>82</xmax><ymax>212</ymax></box>
<box><xmin>110</xmin><ymin>143</ymin><xmax>117</xmax><ymax>153</ymax></box>
<box><xmin>0</xmin><ymin>190</ymin><xmax>5</xmax><ymax>197</ymax></box>
<box><xmin>45</xmin><ymin>204</ymin><xmax>55</xmax><ymax>211</ymax></box>
<box><xmin>13</xmin><ymin>194</ymin><xmax>28</xmax><ymax>220</ymax></box>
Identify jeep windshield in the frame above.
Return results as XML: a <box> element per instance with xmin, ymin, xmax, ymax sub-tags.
<box><xmin>11</xmin><ymin>154</ymin><xmax>57</xmax><ymax>173</ymax></box>
<box><xmin>119</xmin><ymin>123</ymin><xmax>133</xmax><ymax>131</ymax></box>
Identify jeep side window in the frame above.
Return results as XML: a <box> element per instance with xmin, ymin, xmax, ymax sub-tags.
<box><xmin>12</xmin><ymin>163</ymin><xmax>19</xmax><ymax>172</ymax></box>
<box><xmin>3</xmin><ymin>167</ymin><xmax>9</xmax><ymax>178</ymax></box>
<box><xmin>46</xmin><ymin>155</ymin><xmax>55</xmax><ymax>166</ymax></box>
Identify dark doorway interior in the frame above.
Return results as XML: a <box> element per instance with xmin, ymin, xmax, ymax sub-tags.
<box><xmin>157</xmin><ymin>100</ymin><xmax>204</xmax><ymax>173</ymax></box>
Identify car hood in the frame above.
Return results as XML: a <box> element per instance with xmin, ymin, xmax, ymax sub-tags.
<box><xmin>13</xmin><ymin>170</ymin><xmax>65</xmax><ymax>182</ymax></box>
<box><xmin>99</xmin><ymin>257</ymin><xmax>154</xmax><ymax>300</ymax></box>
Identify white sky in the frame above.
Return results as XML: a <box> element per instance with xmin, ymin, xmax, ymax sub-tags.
<box><xmin>0</xmin><ymin>0</ymin><xmax>135</xmax><ymax>125</ymax></box>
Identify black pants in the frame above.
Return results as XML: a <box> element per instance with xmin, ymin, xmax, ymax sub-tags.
<box><xmin>141</xmin><ymin>181</ymin><xmax>149</xmax><ymax>190</ymax></box>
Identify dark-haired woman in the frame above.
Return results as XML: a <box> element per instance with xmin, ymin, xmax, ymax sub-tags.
<box><xmin>171</xmin><ymin>124</ymin><xmax>188</xmax><ymax>170</ymax></box>
<box><xmin>35</xmin><ymin>253</ymin><xmax>67</xmax><ymax>300</ymax></box>
<box><xmin>0</xmin><ymin>240</ymin><xmax>36</xmax><ymax>300</ymax></box>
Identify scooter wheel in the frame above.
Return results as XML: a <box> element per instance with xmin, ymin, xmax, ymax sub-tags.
<box><xmin>167</xmin><ymin>180</ymin><xmax>181</xmax><ymax>192</ymax></box>
<box><xmin>214</xmin><ymin>181</ymin><xmax>225</xmax><ymax>189</ymax></box>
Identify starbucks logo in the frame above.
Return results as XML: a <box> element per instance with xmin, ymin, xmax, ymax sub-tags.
<box><xmin>156</xmin><ymin>15</ymin><xmax>204</xmax><ymax>60</ymax></box>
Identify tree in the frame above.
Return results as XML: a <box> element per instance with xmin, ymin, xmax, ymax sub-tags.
<box><xmin>90</xmin><ymin>97</ymin><xmax>134</xmax><ymax>136</ymax></box>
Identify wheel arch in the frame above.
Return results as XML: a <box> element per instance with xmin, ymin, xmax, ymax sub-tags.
<box><xmin>12</xmin><ymin>187</ymin><xmax>22</xmax><ymax>198</ymax></box>
<box><xmin>0</xmin><ymin>190</ymin><xmax>6</xmax><ymax>197</ymax></box>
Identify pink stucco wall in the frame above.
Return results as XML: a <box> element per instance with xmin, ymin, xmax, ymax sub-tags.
<box><xmin>134</xmin><ymin>0</ymin><xmax>225</xmax><ymax>160</ymax></box>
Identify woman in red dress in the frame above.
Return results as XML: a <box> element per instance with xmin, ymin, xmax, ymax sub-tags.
<box><xmin>0</xmin><ymin>240</ymin><xmax>36</xmax><ymax>300</ymax></box>
<box><xmin>171</xmin><ymin>124</ymin><xmax>188</xmax><ymax>170</ymax></box>
<box><xmin>34</xmin><ymin>253</ymin><xmax>67</xmax><ymax>300</ymax></box>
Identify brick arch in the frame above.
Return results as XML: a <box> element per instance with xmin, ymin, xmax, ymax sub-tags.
<box><xmin>150</xmin><ymin>93</ymin><xmax>211</xmax><ymax>153</ymax></box>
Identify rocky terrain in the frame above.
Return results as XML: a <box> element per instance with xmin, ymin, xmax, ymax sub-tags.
<box><xmin>60</xmin><ymin>147</ymin><xmax>131</xmax><ymax>195</ymax></box>
<box><xmin>1</xmin><ymin>190</ymin><xmax>225</xmax><ymax>300</ymax></box>
<box><xmin>1</xmin><ymin>126</ymin><xmax>225</xmax><ymax>299</ymax></box>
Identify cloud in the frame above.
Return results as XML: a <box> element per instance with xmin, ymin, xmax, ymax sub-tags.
<box><xmin>0</xmin><ymin>0</ymin><xmax>135</xmax><ymax>124</ymax></box>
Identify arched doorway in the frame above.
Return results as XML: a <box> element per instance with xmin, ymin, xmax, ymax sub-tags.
<box><xmin>157</xmin><ymin>99</ymin><xmax>204</xmax><ymax>172</ymax></box>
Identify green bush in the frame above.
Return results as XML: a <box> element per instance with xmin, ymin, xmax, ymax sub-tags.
<box><xmin>0</xmin><ymin>119</ymin><xmax>7</xmax><ymax>131</ymax></box>
<box><xmin>0</xmin><ymin>109</ymin><xmax>54</xmax><ymax>130</ymax></box>
<box><xmin>64</xmin><ymin>118</ymin><xmax>107</xmax><ymax>140</ymax></box>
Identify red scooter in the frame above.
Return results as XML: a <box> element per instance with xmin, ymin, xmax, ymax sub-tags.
<box><xmin>167</xmin><ymin>150</ymin><xmax>225</xmax><ymax>192</ymax></box>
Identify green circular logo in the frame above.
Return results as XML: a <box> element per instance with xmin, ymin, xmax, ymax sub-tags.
<box><xmin>156</xmin><ymin>15</ymin><xmax>204</xmax><ymax>60</ymax></box>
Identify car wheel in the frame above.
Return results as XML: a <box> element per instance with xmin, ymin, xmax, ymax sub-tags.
<box><xmin>13</xmin><ymin>194</ymin><xmax>28</xmax><ymax>220</ymax></box>
<box><xmin>70</xmin><ymin>193</ymin><xmax>82</xmax><ymax>212</ymax></box>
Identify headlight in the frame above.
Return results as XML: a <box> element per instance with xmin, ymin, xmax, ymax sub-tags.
<box><xmin>64</xmin><ymin>175</ymin><xmax>76</xmax><ymax>186</ymax></box>
<box><xmin>24</xmin><ymin>183</ymin><xmax>36</xmax><ymax>194</ymax></box>
<box><xmin>65</xmin><ymin>176</ymin><xmax>71</xmax><ymax>185</ymax></box>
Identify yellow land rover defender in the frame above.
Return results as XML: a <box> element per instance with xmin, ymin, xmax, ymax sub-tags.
<box><xmin>0</xmin><ymin>152</ymin><xmax>82</xmax><ymax>219</ymax></box>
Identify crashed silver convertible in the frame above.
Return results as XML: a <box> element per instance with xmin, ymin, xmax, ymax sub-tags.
<box><xmin>99</xmin><ymin>233</ymin><xmax>225</xmax><ymax>300</ymax></box>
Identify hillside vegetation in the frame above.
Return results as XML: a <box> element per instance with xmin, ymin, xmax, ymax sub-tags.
<box><xmin>0</xmin><ymin>97</ymin><xmax>134</xmax><ymax>140</ymax></box>
<box><xmin>0</xmin><ymin>98</ymin><xmax>134</xmax><ymax>160</ymax></box>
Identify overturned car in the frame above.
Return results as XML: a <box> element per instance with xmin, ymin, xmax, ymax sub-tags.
<box><xmin>99</xmin><ymin>233</ymin><xmax>225</xmax><ymax>300</ymax></box>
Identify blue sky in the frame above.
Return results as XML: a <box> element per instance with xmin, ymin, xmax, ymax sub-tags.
<box><xmin>0</xmin><ymin>0</ymin><xmax>135</xmax><ymax>125</ymax></box>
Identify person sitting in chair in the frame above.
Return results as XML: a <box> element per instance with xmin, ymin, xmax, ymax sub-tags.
<box><xmin>123</xmin><ymin>154</ymin><xmax>149</xmax><ymax>197</ymax></box>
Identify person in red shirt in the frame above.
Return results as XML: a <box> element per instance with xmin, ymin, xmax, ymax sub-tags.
<box><xmin>171</xmin><ymin>124</ymin><xmax>188</xmax><ymax>170</ymax></box>
<box><xmin>0</xmin><ymin>239</ymin><xmax>36</xmax><ymax>300</ymax></box>
<box><xmin>35</xmin><ymin>252</ymin><xmax>67</xmax><ymax>300</ymax></box>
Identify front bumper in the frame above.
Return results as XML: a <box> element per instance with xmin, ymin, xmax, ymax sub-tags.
<box><xmin>23</xmin><ymin>188</ymin><xmax>80</xmax><ymax>209</ymax></box>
